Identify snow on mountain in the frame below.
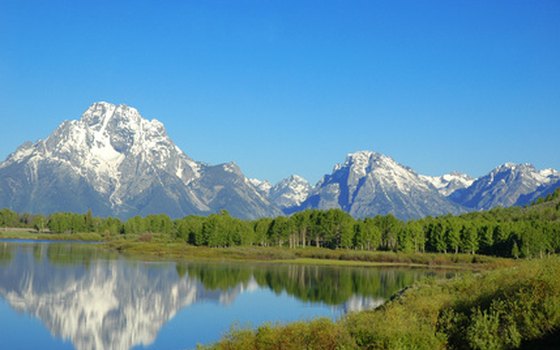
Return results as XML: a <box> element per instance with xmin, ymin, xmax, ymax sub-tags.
<box><xmin>420</xmin><ymin>172</ymin><xmax>475</xmax><ymax>196</ymax></box>
<box><xmin>268</xmin><ymin>175</ymin><xmax>311</xmax><ymax>211</ymax></box>
<box><xmin>0</xmin><ymin>102</ymin><xmax>279</xmax><ymax>219</ymax></box>
<box><xmin>299</xmin><ymin>151</ymin><xmax>465</xmax><ymax>220</ymax></box>
<box><xmin>1</xmin><ymin>102</ymin><xmax>558</xmax><ymax>220</ymax></box>
<box><xmin>449</xmin><ymin>163</ymin><xmax>560</xmax><ymax>210</ymax></box>
<box><xmin>249</xmin><ymin>178</ymin><xmax>272</xmax><ymax>196</ymax></box>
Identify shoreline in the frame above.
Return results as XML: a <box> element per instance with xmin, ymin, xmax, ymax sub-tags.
<box><xmin>104</xmin><ymin>240</ymin><xmax>513</xmax><ymax>270</ymax></box>
<box><xmin>0</xmin><ymin>231</ymin><xmax>514</xmax><ymax>270</ymax></box>
<box><xmin>0</xmin><ymin>231</ymin><xmax>103</xmax><ymax>242</ymax></box>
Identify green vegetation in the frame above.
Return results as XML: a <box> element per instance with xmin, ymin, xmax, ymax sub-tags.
<box><xmin>199</xmin><ymin>257</ymin><xmax>560</xmax><ymax>350</ymax></box>
<box><xmin>1</xmin><ymin>191</ymin><xmax>558</xmax><ymax>348</ymax></box>
<box><xmin>2</xmin><ymin>188</ymin><xmax>559</xmax><ymax>260</ymax></box>
<box><xmin>0</xmin><ymin>230</ymin><xmax>103</xmax><ymax>241</ymax></box>
<box><xmin>106</xmin><ymin>240</ymin><xmax>510</xmax><ymax>269</ymax></box>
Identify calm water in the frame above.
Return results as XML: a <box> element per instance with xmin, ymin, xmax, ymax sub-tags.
<box><xmin>0</xmin><ymin>241</ymin><xmax>455</xmax><ymax>350</ymax></box>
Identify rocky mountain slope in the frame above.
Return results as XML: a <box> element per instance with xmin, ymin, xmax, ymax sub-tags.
<box><xmin>0</xmin><ymin>102</ymin><xmax>557</xmax><ymax>220</ymax></box>
<box><xmin>0</xmin><ymin>102</ymin><xmax>280</xmax><ymax>219</ymax></box>
<box><xmin>420</xmin><ymin>172</ymin><xmax>475</xmax><ymax>196</ymax></box>
<box><xmin>296</xmin><ymin>151</ymin><xmax>465</xmax><ymax>220</ymax></box>
<box><xmin>448</xmin><ymin>163</ymin><xmax>560</xmax><ymax>210</ymax></box>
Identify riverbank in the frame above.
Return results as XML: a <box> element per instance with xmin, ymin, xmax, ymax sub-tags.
<box><xmin>104</xmin><ymin>239</ymin><xmax>514</xmax><ymax>270</ymax></box>
<box><xmin>0</xmin><ymin>230</ymin><xmax>103</xmax><ymax>242</ymax></box>
<box><xmin>201</xmin><ymin>256</ymin><xmax>560</xmax><ymax>350</ymax></box>
<box><xmin>0</xmin><ymin>230</ymin><xmax>514</xmax><ymax>269</ymax></box>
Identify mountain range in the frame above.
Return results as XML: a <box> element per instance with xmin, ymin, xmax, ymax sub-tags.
<box><xmin>1</xmin><ymin>102</ymin><xmax>558</xmax><ymax>220</ymax></box>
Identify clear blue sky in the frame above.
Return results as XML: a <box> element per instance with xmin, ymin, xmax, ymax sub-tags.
<box><xmin>1</xmin><ymin>0</ymin><xmax>559</xmax><ymax>184</ymax></box>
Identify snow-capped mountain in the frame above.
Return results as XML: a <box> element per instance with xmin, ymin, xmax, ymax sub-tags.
<box><xmin>1</xmin><ymin>102</ymin><xmax>558</xmax><ymax>220</ymax></box>
<box><xmin>249</xmin><ymin>178</ymin><xmax>272</xmax><ymax>196</ymax></box>
<box><xmin>268</xmin><ymin>175</ymin><xmax>311</xmax><ymax>211</ymax></box>
<box><xmin>448</xmin><ymin>163</ymin><xmax>560</xmax><ymax>210</ymax></box>
<box><xmin>249</xmin><ymin>175</ymin><xmax>311</xmax><ymax>212</ymax></box>
<box><xmin>0</xmin><ymin>102</ymin><xmax>280</xmax><ymax>219</ymax></box>
<box><xmin>420</xmin><ymin>172</ymin><xmax>475</xmax><ymax>196</ymax></box>
<box><xmin>297</xmin><ymin>151</ymin><xmax>465</xmax><ymax>220</ymax></box>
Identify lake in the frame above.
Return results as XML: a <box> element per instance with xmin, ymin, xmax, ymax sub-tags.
<box><xmin>0</xmin><ymin>241</ymin><xmax>455</xmax><ymax>349</ymax></box>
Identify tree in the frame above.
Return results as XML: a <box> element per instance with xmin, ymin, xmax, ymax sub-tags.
<box><xmin>85</xmin><ymin>209</ymin><xmax>95</xmax><ymax>232</ymax></box>
<box><xmin>407</xmin><ymin>221</ymin><xmax>425</xmax><ymax>253</ymax></box>
<box><xmin>445</xmin><ymin>218</ymin><xmax>462</xmax><ymax>254</ymax></box>
<box><xmin>427</xmin><ymin>221</ymin><xmax>447</xmax><ymax>253</ymax></box>
<box><xmin>397</xmin><ymin>224</ymin><xmax>414</xmax><ymax>253</ymax></box>
<box><xmin>145</xmin><ymin>214</ymin><xmax>173</xmax><ymax>235</ymax></box>
<box><xmin>374</xmin><ymin>215</ymin><xmax>401</xmax><ymax>251</ymax></box>
<box><xmin>292</xmin><ymin>210</ymin><xmax>312</xmax><ymax>248</ymax></box>
<box><xmin>123</xmin><ymin>216</ymin><xmax>146</xmax><ymax>235</ymax></box>
<box><xmin>460</xmin><ymin>223</ymin><xmax>478</xmax><ymax>255</ymax></box>
<box><xmin>32</xmin><ymin>215</ymin><xmax>47</xmax><ymax>233</ymax></box>
<box><xmin>354</xmin><ymin>219</ymin><xmax>383</xmax><ymax>251</ymax></box>
<box><xmin>0</xmin><ymin>208</ymin><xmax>19</xmax><ymax>230</ymax></box>
<box><xmin>477</xmin><ymin>222</ymin><xmax>494</xmax><ymax>255</ymax></box>
<box><xmin>97</xmin><ymin>217</ymin><xmax>122</xmax><ymax>236</ymax></box>
<box><xmin>176</xmin><ymin>216</ymin><xmax>205</xmax><ymax>245</ymax></box>
<box><xmin>48</xmin><ymin>213</ymin><xmax>72</xmax><ymax>233</ymax></box>
<box><xmin>254</xmin><ymin>218</ymin><xmax>273</xmax><ymax>246</ymax></box>
<box><xmin>269</xmin><ymin>216</ymin><xmax>293</xmax><ymax>247</ymax></box>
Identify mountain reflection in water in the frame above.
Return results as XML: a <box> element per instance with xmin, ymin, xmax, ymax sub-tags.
<box><xmin>0</xmin><ymin>242</ymin><xmax>454</xmax><ymax>350</ymax></box>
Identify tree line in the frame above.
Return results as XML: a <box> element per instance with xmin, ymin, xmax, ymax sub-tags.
<box><xmin>1</xmin><ymin>189</ymin><xmax>559</xmax><ymax>259</ymax></box>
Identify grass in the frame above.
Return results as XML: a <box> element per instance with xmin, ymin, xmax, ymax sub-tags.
<box><xmin>0</xmin><ymin>229</ymin><xmax>513</xmax><ymax>269</ymax></box>
<box><xmin>200</xmin><ymin>257</ymin><xmax>560</xmax><ymax>350</ymax></box>
<box><xmin>0</xmin><ymin>230</ymin><xmax>103</xmax><ymax>241</ymax></box>
<box><xmin>103</xmin><ymin>239</ymin><xmax>513</xmax><ymax>270</ymax></box>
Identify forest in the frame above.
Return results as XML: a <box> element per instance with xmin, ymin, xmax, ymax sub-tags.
<box><xmin>1</xmin><ymin>189</ymin><xmax>559</xmax><ymax>259</ymax></box>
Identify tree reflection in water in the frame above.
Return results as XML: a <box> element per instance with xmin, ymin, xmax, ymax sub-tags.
<box><xmin>0</xmin><ymin>242</ymin><xmax>455</xmax><ymax>350</ymax></box>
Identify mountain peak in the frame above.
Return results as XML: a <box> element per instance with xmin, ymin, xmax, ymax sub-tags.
<box><xmin>82</xmin><ymin>102</ymin><xmax>137</xmax><ymax>124</ymax></box>
<box><xmin>0</xmin><ymin>102</ymin><xmax>281</xmax><ymax>219</ymax></box>
<box><xmin>334</xmin><ymin>151</ymin><xmax>379</xmax><ymax>174</ymax></box>
<box><xmin>304</xmin><ymin>151</ymin><xmax>463</xmax><ymax>219</ymax></box>
<box><xmin>344</xmin><ymin>150</ymin><xmax>383</xmax><ymax>163</ymax></box>
<box><xmin>80</xmin><ymin>102</ymin><xmax>166</xmax><ymax>137</ymax></box>
<box><xmin>269</xmin><ymin>174</ymin><xmax>311</xmax><ymax>210</ymax></box>
<box><xmin>285</xmin><ymin>174</ymin><xmax>308</xmax><ymax>183</ymax></box>
<box><xmin>495</xmin><ymin>162</ymin><xmax>535</xmax><ymax>172</ymax></box>
<box><xmin>450</xmin><ymin>162</ymin><xmax>559</xmax><ymax>210</ymax></box>
<box><xmin>421</xmin><ymin>172</ymin><xmax>475</xmax><ymax>196</ymax></box>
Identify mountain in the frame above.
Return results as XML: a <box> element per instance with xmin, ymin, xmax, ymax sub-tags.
<box><xmin>515</xmin><ymin>178</ymin><xmax>560</xmax><ymax>206</ymax></box>
<box><xmin>268</xmin><ymin>175</ymin><xmax>311</xmax><ymax>212</ymax></box>
<box><xmin>1</xmin><ymin>102</ymin><xmax>558</xmax><ymax>220</ymax></box>
<box><xmin>420</xmin><ymin>172</ymin><xmax>475</xmax><ymax>196</ymax></box>
<box><xmin>249</xmin><ymin>175</ymin><xmax>311</xmax><ymax>212</ymax></box>
<box><xmin>297</xmin><ymin>151</ymin><xmax>465</xmax><ymax>220</ymax></box>
<box><xmin>0</xmin><ymin>102</ymin><xmax>280</xmax><ymax>219</ymax></box>
<box><xmin>449</xmin><ymin>163</ymin><xmax>560</xmax><ymax>210</ymax></box>
<box><xmin>249</xmin><ymin>178</ymin><xmax>272</xmax><ymax>196</ymax></box>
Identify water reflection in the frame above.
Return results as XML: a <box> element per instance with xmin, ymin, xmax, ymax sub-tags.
<box><xmin>0</xmin><ymin>243</ymin><xmax>454</xmax><ymax>350</ymax></box>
